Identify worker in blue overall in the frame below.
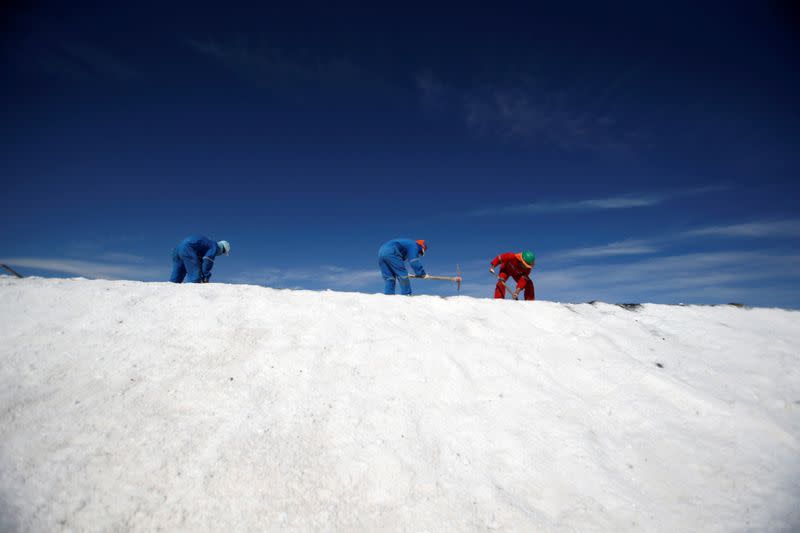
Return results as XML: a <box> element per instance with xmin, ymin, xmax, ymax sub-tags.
<box><xmin>169</xmin><ymin>235</ymin><xmax>230</xmax><ymax>283</ymax></box>
<box><xmin>377</xmin><ymin>238</ymin><xmax>427</xmax><ymax>295</ymax></box>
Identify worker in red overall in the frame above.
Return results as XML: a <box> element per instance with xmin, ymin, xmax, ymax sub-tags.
<box><xmin>490</xmin><ymin>250</ymin><xmax>535</xmax><ymax>300</ymax></box>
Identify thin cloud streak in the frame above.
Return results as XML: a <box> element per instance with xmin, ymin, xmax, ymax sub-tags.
<box><xmin>684</xmin><ymin>220</ymin><xmax>800</xmax><ymax>238</ymax></box>
<box><xmin>229</xmin><ymin>265</ymin><xmax>379</xmax><ymax>290</ymax></box>
<box><xmin>462</xmin><ymin>85</ymin><xmax>633</xmax><ymax>153</ymax></box>
<box><xmin>578</xmin><ymin>196</ymin><xmax>663</xmax><ymax>209</ymax></box>
<box><xmin>551</xmin><ymin>239</ymin><xmax>660</xmax><ymax>260</ymax></box>
<box><xmin>25</xmin><ymin>40</ymin><xmax>141</xmax><ymax>82</ymax></box>
<box><xmin>0</xmin><ymin>257</ymin><xmax>160</xmax><ymax>280</ymax></box>
<box><xmin>535</xmin><ymin>251</ymin><xmax>800</xmax><ymax>305</ymax></box>
<box><xmin>469</xmin><ymin>194</ymin><xmax>663</xmax><ymax>216</ymax></box>
<box><xmin>415</xmin><ymin>72</ymin><xmax>641</xmax><ymax>153</ymax></box>
<box><xmin>97</xmin><ymin>252</ymin><xmax>148</xmax><ymax>263</ymax></box>
<box><xmin>469</xmin><ymin>185</ymin><xmax>725</xmax><ymax>217</ymax></box>
<box><xmin>186</xmin><ymin>38</ymin><xmax>364</xmax><ymax>89</ymax></box>
<box><xmin>416</xmin><ymin>71</ymin><xmax>447</xmax><ymax>108</ymax></box>
<box><xmin>59</xmin><ymin>42</ymin><xmax>140</xmax><ymax>81</ymax></box>
<box><xmin>548</xmin><ymin>216</ymin><xmax>794</xmax><ymax>263</ymax></box>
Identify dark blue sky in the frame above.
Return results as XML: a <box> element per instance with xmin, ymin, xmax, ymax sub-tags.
<box><xmin>2</xmin><ymin>2</ymin><xmax>799</xmax><ymax>306</ymax></box>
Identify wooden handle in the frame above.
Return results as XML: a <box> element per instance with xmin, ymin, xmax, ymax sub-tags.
<box><xmin>411</xmin><ymin>275</ymin><xmax>462</xmax><ymax>282</ymax></box>
<box><xmin>1</xmin><ymin>264</ymin><xmax>23</xmax><ymax>278</ymax></box>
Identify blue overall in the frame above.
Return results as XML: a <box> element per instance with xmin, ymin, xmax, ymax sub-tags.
<box><xmin>170</xmin><ymin>235</ymin><xmax>220</xmax><ymax>283</ymax></box>
<box><xmin>378</xmin><ymin>239</ymin><xmax>426</xmax><ymax>295</ymax></box>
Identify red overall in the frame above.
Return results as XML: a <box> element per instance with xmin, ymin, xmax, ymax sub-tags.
<box><xmin>491</xmin><ymin>252</ymin><xmax>535</xmax><ymax>300</ymax></box>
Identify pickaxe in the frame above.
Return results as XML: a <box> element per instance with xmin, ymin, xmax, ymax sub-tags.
<box><xmin>411</xmin><ymin>264</ymin><xmax>462</xmax><ymax>292</ymax></box>
<box><xmin>490</xmin><ymin>269</ymin><xmax>519</xmax><ymax>300</ymax></box>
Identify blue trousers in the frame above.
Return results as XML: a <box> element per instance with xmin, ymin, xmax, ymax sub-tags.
<box><xmin>378</xmin><ymin>253</ymin><xmax>412</xmax><ymax>295</ymax></box>
<box><xmin>170</xmin><ymin>248</ymin><xmax>203</xmax><ymax>283</ymax></box>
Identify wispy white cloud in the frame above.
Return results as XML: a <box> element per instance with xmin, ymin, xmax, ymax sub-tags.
<box><xmin>97</xmin><ymin>252</ymin><xmax>148</xmax><ymax>263</ymax></box>
<box><xmin>29</xmin><ymin>41</ymin><xmax>141</xmax><ymax>82</ymax></box>
<box><xmin>683</xmin><ymin>220</ymin><xmax>800</xmax><ymax>238</ymax></box>
<box><xmin>551</xmin><ymin>239</ymin><xmax>660</xmax><ymax>260</ymax></box>
<box><xmin>547</xmin><ymin>215</ymin><xmax>794</xmax><ymax>262</ymax></box>
<box><xmin>469</xmin><ymin>194</ymin><xmax>663</xmax><ymax>216</ymax></box>
<box><xmin>229</xmin><ymin>265</ymin><xmax>379</xmax><ymax>290</ymax></box>
<box><xmin>463</xmin><ymin>86</ymin><xmax>632</xmax><ymax>152</ymax></box>
<box><xmin>0</xmin><ymin>257</ymin><xmax>160</xmax><ymax>280</ymax></box>
<box><xmin>576</xmin><ymin>196</ymin><xmax>663</xmax><ymax>209</ymax></box>
<box><xmin>186</xmin><ymin>38</ymin><xmax>363</xmax><ymax>88</ymax></box>
<box><xmin>61</xmin><ymin>42</ymin><xmax>140</xmax><ymax>81</ymax></box>
<box><xmin>671</xmin><ymin>185</ymin><xmax>729</xmax><ymax>197</ymax></box>
<box><xmin>469</xmin><ymin>186</ymin><xmax>723</xmax><ymax>216</ymax></box>
<box><xmin>413</xmin><ymin>73</ymin><xmax>639</xmax><ymax>152</ymax></box>
<box><xmin>416</xmin><ymin>71</ymin><xmax>448</xmax><ymax>108</ymax></box>
<box><xmin>534</xmin><ymin>251</ymin><xmax>800</xmax><ymax>305</ymax></box>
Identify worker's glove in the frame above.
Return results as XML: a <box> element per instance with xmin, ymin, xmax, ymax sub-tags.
<box><xmin>489</xmin><ymin>267</ymin><xmax>495</xmax><ymax>275</ymax></box>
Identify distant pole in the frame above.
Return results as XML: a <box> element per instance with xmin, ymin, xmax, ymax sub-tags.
<box><xmin>1</xmin><ymin>264</ymin><xmax>23</xmax><ymax>278</ymax></box>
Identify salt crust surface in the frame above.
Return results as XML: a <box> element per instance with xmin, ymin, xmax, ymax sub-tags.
<box><xmin>1</xmin><ymin>277</ymin><xmax>798</xmax><ymax>532</ymax></box>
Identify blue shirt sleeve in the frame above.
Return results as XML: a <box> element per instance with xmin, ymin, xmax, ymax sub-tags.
<box><xmin>409</xmin><ymin>257</ymin><xmax>425</xmax><ymax>277</ymax></box>
<box><xmin>408</xmin><ymin>244</ymin><xmax>426</xmax><ymax>277</ymax></box>
<box><xmin>201</xmin><ymin>241</ymin><xmax>219</xmax><ymax>279</ymax></box>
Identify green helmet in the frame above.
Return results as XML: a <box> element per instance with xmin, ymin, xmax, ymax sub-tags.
<box><xmin>521</xmin><ymin>250</ymin><xmax>535</xmax><ymax>266</ymax></box>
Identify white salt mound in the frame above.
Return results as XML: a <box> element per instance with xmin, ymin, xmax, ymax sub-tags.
<box><xmin>1</xmin><ymin>277</ymin><xmax>798</xmax><ymax>532</ymax></box>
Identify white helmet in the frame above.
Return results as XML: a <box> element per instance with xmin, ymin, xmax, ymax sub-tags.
<box><xmin>217</xmin><ymin>240</ymin><xmax>231</xmax><ymax>255</ymax></box>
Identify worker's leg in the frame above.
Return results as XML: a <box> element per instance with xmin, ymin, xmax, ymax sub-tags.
<box><xmin>397</xmin><ymin>275</ymin><xmax>412</xmax><ymax>295</ymax></box>
<box><xmin>383</xmin><ymin>277</ymin><xmax>396</xmax><ymax>294</ymax></box>
<box><xmin>169</xmin><ymin>249</ymin><xmax>187</xmax><ymax>283</ymax></box>
<box><xmin>182</xmin><ymin>253</ymin><xmax>203</xmax><ymax>283</ymax></box>
<box><xmin>385</xmin><ymin>254</ymin><xmax>411</xmax><ymax>295</ymax></box>
<box><xmin>379</xmin><ymin>255</ymin><xmax>404</xmax><ymax>295</ymax></box>
<box><xmin>494</xmin><ymin>272</ymin><xmax>509</xmax><ymax>298</ymax></box>
<box><xmin>520</xmin><ymin>276</ymin><xmax>535</xmax><ymax>301</ymax></box>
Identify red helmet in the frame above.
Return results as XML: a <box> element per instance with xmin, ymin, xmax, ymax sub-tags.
<box><xmin>416</xmin><ymin>239</ymin><xmax>428</xmax><ymax>254</ymax></box>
